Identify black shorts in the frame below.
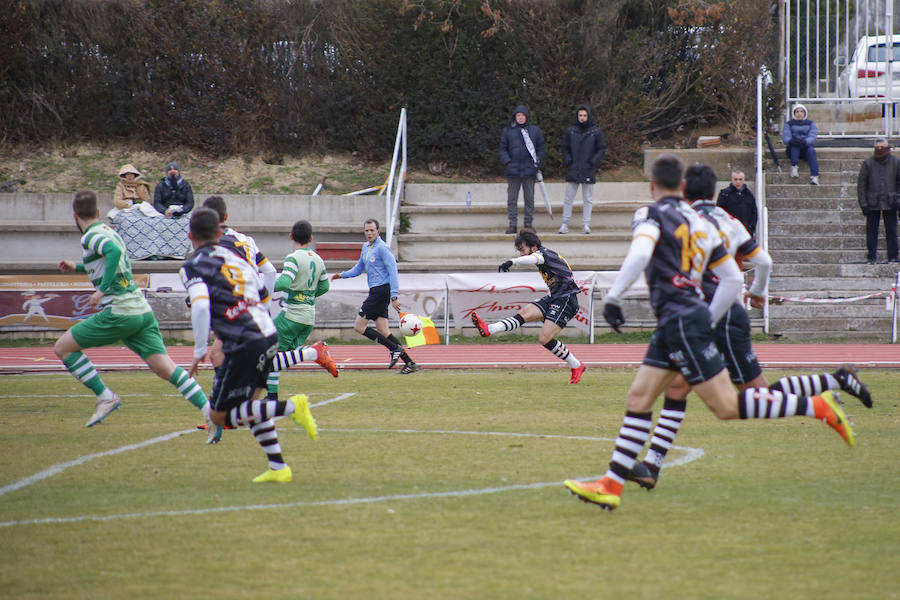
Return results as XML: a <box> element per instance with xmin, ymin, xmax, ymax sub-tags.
<box><xmin>715</xmin><ymin>304</ymin><xmax>762</xmax><ymax>384</ymax></box>
<box><xmin>209</xmin><ymin>335</ymin><xmax>278</xmax><ymax>412</ymax></box>
<box><xmin>359</xmin><ymin>283</ymin><xmax>391</xmax><ymax>321</ymax></box>
<box><xmin>643</xmin><ymin>307</ymin><xmax>725</xmax><ymax>385</ymax></box>
<box><xmin>532</xmin><ymin>293</ymin><xmax>579</xmax><ymax>327</ymax></box>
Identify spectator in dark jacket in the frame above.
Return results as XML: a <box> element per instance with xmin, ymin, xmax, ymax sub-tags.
<box><xmin>716</xmin><ymin>171</ymin><xmax>758</xmax><ymax>237</ymax></box>
<box><xmin>559</xmin><ymin>105</ymin><xmax>606</xmax><ymax>234</ymax></box>
<box><xmin>781</xmin><ymin>104</ymin><xmax>819</xmax><ymax>185</ymax></box>
<box><xmin>499</xmin><ymin>105</ymin><xmax>546</xmax><ymax>234</ymax></box>
<box><xmin>857</xmin><ymin>138</ymin><xmax>900</xmax><ymax>264</ymax></box>
<box><xmin>153</xmin><ymin>162</ymin><xmax>194</xmax><ymax>218</ymax></box>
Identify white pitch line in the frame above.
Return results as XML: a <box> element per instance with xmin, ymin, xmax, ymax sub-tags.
<box><xmin>0</xmin><ymin>428</ymin><xmax>195</xmax><ymax>498</ymax></box>
<box><xmin>0</xmin><ymin>392</ymin><xmax>357</xmax><ymax>499</ymax></box>
<box><xmin>0</xmin><ymin>426</ymin><xmax>703</xmax><ymax>527</ymax></box>
<box><xmin>310</xmin><ymin>392</ymin><xmax>356</xmax><ymax>408</ymax></box>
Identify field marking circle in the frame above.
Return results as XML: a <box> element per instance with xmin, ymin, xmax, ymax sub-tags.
<box><xmin>0</xmin><ymin>426</ymin><xmax>703</xmax><ymax>528</ymax></box>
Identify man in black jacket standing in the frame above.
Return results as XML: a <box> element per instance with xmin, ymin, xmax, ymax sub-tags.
<box><xmin>499</xmin><ymin>105</ymin><xmax>546</xmax><ymax>234</ymax></box>
<box><xmin>716</xmin><ymin>171</ymin><xmax>758</xmax><ymax>238</ymax></box>
<box><xmin>857</xmin><ymin>138</ymin><xmax>900</xmax><ymax>264</ymax></box>
<box><xmin>559</xmin><ymin>105</ymin><xmax>606</xmax><ymax>234</ymax></box>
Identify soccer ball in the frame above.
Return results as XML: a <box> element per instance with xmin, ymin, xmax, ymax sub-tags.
<box><xmin>399</xmin><ymin>314</ymin><xmax>423</xmax><ymax>337</ymax></box>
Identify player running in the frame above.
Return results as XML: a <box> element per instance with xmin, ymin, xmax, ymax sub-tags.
<box><xmin>470</xmin><ymin>229</ymin><xmax>586</xmax><ymax>384</ymax></box>
<box><xmin>54</xmin><ymin>191</ymin><xmax>219</xmax><ymax>443</ymax></box>
<box><xmin>563</xmin><ymin>155</ymin><xmax>855</xmax><ymax>511</ymax></box>
<box><xmin>625</xmin><ymin>164</ymin><xmax>873</xmax><ymax>490</ymax></box>
<box><xmin>266</xmin><ymin>219</ymin><xmax>331</xmax><ymax>399</ymax></box>
<box><xmin>182</xmin><ymin>208</ymin><xmax>318</xmax><ymax>483</ymax></box>
<box><xmin>201</xmin><ymin>197</ymin><xmax>337</xmax><ymax>396</ymax></box>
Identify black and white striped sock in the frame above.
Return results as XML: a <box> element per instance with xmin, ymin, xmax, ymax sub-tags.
<box><xmin>250</xmin><ymin>419</ymin><xmax>286</xmax><ymax>469</ymax></box>
<box><xmin>643</xmin><ymin>397</ymin><xmax>687</xmax><ymax>470</ymax></box>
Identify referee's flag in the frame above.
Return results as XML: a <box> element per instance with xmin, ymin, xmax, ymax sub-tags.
<box><xmin>401</xmin><ymin>313</ymin><xmax>440</xmax><ymax>347</ymax></box>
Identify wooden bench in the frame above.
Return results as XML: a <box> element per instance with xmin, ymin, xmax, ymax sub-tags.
<box><xmin>314</xmin><ymin>242</ymin><xmax>360</xmax><ymax>260</ymax></box>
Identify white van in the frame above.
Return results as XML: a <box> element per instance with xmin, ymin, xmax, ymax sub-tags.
<box><xmin>838</xmin><ymin>35</ymin><xmax>900</xmax><ymax>98</ymax></box>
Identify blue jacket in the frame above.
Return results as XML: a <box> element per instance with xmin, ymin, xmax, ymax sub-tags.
<box><xmin>782</xmin><ymin>119</ymin><xmax>817</xmax><ymax>147</ymax></box>
<box><xmin>499</xmin><ymin>105</ymin><xmax>546</xmax><ymax>178</ymax></box>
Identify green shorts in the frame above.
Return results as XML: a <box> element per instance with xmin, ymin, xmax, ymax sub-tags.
<box><xmin>70</xmin><ymin>309</ymin><xmax>167</xmax><ymax>359</ymax></box>
<box><xmin>274</xmin><ymin>312</ymin><xmax>315</xmax><ymax>351</ymax></box>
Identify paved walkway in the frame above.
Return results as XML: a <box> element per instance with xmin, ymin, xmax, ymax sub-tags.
<box><xmin>1</xmin><ymin>343</ymin><xmax>897</xmax><ymax>374</ymax></box>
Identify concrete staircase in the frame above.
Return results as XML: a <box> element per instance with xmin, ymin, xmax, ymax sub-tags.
<box><xmin>764</xmin><ymin>147</ymin><xmax>898</xmax><ymax>340</ymax></box>
<box><xmin>398</xmin><ymin>182</ymin><xmax>648</xmax><ymax>271</ymax></box>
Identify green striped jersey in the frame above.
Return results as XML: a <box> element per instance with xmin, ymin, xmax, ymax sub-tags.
<box><xmin>278</xmin><ymin>247</ymin><xmax>327</xmax><ymax>325</ymax></box>
<box><xmin>80</xmin><ymin>221</ymin><xmax>149</xmax><ymax>315</ymax></box>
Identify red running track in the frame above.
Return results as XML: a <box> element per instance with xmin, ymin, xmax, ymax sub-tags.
<box><xmin>1</xmin><ymin>343</ymin><xmax>897</xmax><ymax>374</ymax></box>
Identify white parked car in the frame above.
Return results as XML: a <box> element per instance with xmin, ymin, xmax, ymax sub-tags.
<box><xmin>838</xmin><ymin>35</ymin><xmax>900</xmax><ymax>98</ymax></box>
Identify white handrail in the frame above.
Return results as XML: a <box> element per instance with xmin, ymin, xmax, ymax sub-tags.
<box><xmin>385</xmin><ymin>108</ymin><xmax>407</xmax><ymax>248</ymax></box>
<box><xmin>757</xmin><ymin>73</ymin><xmax>770</xmax><ymax>334</ymax></box>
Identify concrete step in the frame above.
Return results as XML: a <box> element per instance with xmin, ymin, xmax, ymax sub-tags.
<box><xmin>395</xmin><ymin>256</ymin><xmax>627</xmax><ymax>272</ymax></box>
<box><xmin>771</xmin><ymin>262</ymin><xmax>898</xmax><ymax>278</ymax></box>
<box><xmin>767</xmin><ymin>235</ymin><xmax>866</xmax><ymax>250</ymax></box>
<box><xmin>766</xmin><ymin>196</ymin><xmax>861</xmax><ymax>211</ymax></box>
<box><xmin>767</xmin><ymin>316</ymin><xmax>893</xmax><ymax>335</ymax></box>
<box><xmin>766</xmin><ymin>327</ymin><xmax>891</xmax><ymax>341</ymax></box>
<box><xmin>767</xmin><ymin>222</ymin><xmax>866</xmax><ymax>237</ymax></box>
<box><xmin>403</xmin><ymin>202</ymin><xmax>640</xmax><ymax>233</ymax></box>
<box><xmin>768</xmin><ymin>300</ymin><xmax>890</xmax><ymax>318</ymax></box>
<box><xmin>766</xmin><ymin>172</ymin><xmax>846</xmax><ymax>185</ymax></box>
<box><xmin>769</xmin><ymin>275</ymin><xmax>896</xmax><ymax>292</ymax></box>
<box><xmin>764</xmin><ymin>184</ymin><xmax>850</xmax><ymax>199</ymax></box>
<box><xmin>769</xmin><ymin>249</ymin><xmax>866</xmax><ymax>263</ymax></box>
<box><xmin>405</xmin><ymin>182</ymin><xmax>654</xmax><ymax>205</ymax></box>
<box><xmin>396</xmin><ymin>232</ymin><xmax>631</xmax><ymax>262</ymax></box>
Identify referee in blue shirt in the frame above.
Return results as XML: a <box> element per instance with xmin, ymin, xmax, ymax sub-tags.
<box><xmin>332</xmin><ymin>219</ymin><xmax>419</xmax><ymax>374</ymax></box>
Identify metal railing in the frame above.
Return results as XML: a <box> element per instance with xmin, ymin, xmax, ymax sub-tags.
<box><xmin>783</xmin><ymin>0</ymin><xmax>900</xmax><ymax>137</ymax></box>
<box><xmin>384</xmin><ymin>108</ymin><xmax>408</xmax><ymax>249</ymax></box>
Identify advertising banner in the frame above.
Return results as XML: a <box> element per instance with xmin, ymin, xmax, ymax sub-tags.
<box><xmin>446</xmin><ymin>272</ymin><xmax>597</xmax><ymax>333</ymax></box>
<box><xmin>326</xmin><ymin>273</ymin><xmax>448</xmax><ymax>322</ymax></box>
<box><xmin>0</xmin><ymin>275</ymin><xmax>149</xmax><ymax>329</ymax></box>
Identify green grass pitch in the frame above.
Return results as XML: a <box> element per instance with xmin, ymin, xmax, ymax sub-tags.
<box><xmin>1</xmin><ymin>367</ymin><xmax>898</xmax><ymax>599</ymax></box>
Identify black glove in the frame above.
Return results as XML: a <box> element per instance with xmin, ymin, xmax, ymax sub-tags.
<box><xmin>603</xmin><ymin>301</ymin><xmax>625</xmax><ymax>333</ymax></box>
<box><xmin>498</xmin><ymin>260</ymin><xmax>513</xmax><ymax>272</ymax></box>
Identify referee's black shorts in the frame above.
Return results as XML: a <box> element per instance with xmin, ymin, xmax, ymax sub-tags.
<box><xmin>359</xmin><ymin>283</ymin><xmax>391</xmax><ymax>321</ymax></box>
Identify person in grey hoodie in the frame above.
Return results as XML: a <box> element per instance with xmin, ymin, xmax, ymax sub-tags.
<box><xmin>499</xmin><ymin>105</ymin><xmax>546</xmax><ymax>234</ymax></box>
<box><xmin>559</xmin><ymin>105</ymin><xmax>606</xmax><ymax>234</ymax></box>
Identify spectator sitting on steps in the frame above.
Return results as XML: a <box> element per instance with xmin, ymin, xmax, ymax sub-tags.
<box><xmin>153</xmin><ymin>162</ymin><xmax>194</xmax><ymax>218</ymax></box>
<box><xmin>782</xmin><ymin>104</ymin><xmax>819</xmax><ymax>185</ymax></box>
<box><xmin>113</xmin><ymin>164</ymin><xmax>151</xmax><ymax>211</ymax></box>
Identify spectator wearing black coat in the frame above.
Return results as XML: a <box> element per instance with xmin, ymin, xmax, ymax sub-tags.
<box><xmin>499</xmin><ymin>105</ymin><xmax>546</xmax><ymax>234</ymax></box>
<box><xmin>857</xmin><ymin>138</ymin><xmax>900</xmax><ymax>264</ymax></box>
<box><xmin>716</xmin><ymin>171</ymin><xmax>758</xmax><ymax>238</ymax></box>
<box><xmin>153</xmin><ymin>162</ymin><xmax>194</xmax><ymax>218</ymax></box>
<box><xmin>559</xmin><ymin>105</ymin><xmax>606</xmax><ymax>235</ymax></box>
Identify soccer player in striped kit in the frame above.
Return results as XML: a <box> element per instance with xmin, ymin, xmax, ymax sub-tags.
<box><xmin>564</xmin><ymin>155</ymin><xmax>855</xmax><ymax>511</ymax></box>
<box><xmin>182</xmin><ymin>209</ymin><xmax>318</xmax><ymax>483</ymax></box>
<box><xmin>625</xmin><ymin>163</ymin><xmax>872</xmax><ymax>490</ymax></box>
<box><xmin>471</xmin><ymin>228</ymin><xmax>586</xmax><ymax>384</ymax></box>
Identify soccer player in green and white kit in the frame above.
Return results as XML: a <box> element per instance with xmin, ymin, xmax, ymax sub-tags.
<box><xmin>54</xmin><ymin>190</ymin><xmax>220</xmax><ymax>443</ymax></box>
<box><xmin>266</xmin><ymin>220</ymin><xmax>330</xmax><ymax>399</ymax></box>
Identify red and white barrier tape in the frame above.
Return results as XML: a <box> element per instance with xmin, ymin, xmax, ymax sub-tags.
<box><xmin>771</xmin><ymin>288</ymin><xmax>895</xmax><ymax>304</ymax></box>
